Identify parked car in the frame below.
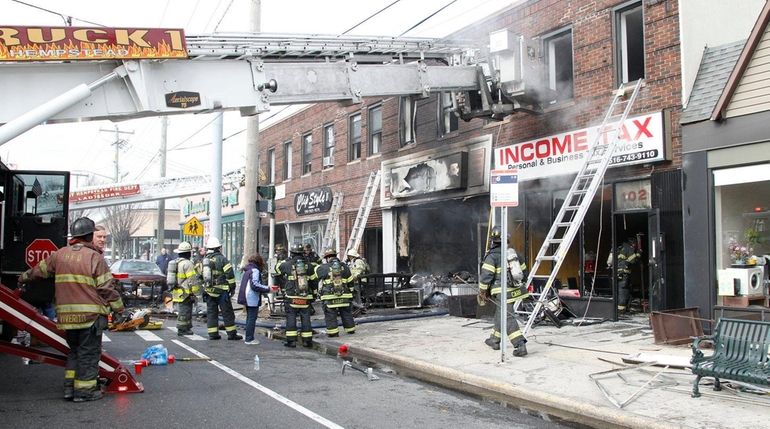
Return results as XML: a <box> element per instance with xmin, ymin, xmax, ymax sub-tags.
<box><xmin>110</xmin><ymin>259</ymin><xmax>167</xmax><ymax>305</ymax></box>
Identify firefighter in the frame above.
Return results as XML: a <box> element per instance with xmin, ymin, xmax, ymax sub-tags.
<box><xmin>275</xmin><ymin>244</ymin><xmax>318</xmax><ymax>347</ymax></box>
<box><xmin>316</xmin><ymin>248</ymin><xmax>356</xmax><ymax>337</ymax></box>
<box><xmin>267</xmin><ymin>243</ymin><xmax>288</xmax><ymax>313</ymax></box>
<box><xmin>169</xmin><ymin>241</ymin><xmax>201</xmax><ymax>336</ymax></box>
<box><xmin>347</xmin><ymin>249</ymin><xmax>370</xmax><ymax>313</ymax></box>
<box><xmin>304</xmin><ymin>243</ymin><xmax>322</xmax><ymax>265</ymax></box>
<box><xmin>19</xmin><ymin>217</ymin><xmax>124</xmax><ymax>402</ymax></box>
<box><xmin>202</xmin><ymin>237</ymin><xmax>242</xmax><ymax>340</ymax></box>
<box><xmin>478</xmin><ymin>226</ymin><xmax>528</xmax><ymax>357</ymax></box>
<box><xmin>607</xmin><ymin>237</ymin><xmax>641</xmax><ymax>312</ymax></box>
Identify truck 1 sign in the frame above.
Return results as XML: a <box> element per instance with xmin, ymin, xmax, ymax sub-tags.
<box><xmin>25</xmin><ymin>239</ymin><xmax>58</xmax><ymax>269</ymax></box>
<box><xmin>494</xmin><ymin>111</ymin><xmax>667</xmax><ymax>182</ymax></box>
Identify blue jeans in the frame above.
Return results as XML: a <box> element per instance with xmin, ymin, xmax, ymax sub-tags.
<box><xmin>245</xmin><ymin>306</ymin><xmax>259</xmax><ymax>342</ymax></box>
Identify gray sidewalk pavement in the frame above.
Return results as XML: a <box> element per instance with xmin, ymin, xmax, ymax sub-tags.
<box><xmin>254</xmin><ymin>310</ymin><xmax>770</xmax><ymax>429</ymax></box>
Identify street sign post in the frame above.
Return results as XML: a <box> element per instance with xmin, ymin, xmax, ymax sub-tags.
<box><xmin>25</xmin><ymin>239</ymin><xmax>58</xmax><ymax>269</ymax></box>
<box><xmin>490</xmin><ymin>168</ymin><xmax>518</xmax><ymax>362</ymax></box>
<box><xmin>183</xmin><ymin>216</ymin><xmax>204</xmax><ymax>237</ymax></box>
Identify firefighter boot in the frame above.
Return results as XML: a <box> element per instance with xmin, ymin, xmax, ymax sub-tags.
<box><xmin>177</xmin><ymin>328</ymin><xmax>193</xmax><ymax>336</ymax></box>
<box><xmin>63</xmin><ymin>384</ymin><xmax>74</xmax><ymax>401</ymax></box>
<box><xmin>302</xmin><ymin>339</ymin><xmax>313</xmax><ymax>348</ymax></box>
<box><xmin>284</xmin><ymin>340</ymin><xmax>297</xmax><ymax>348</ymax></box>
<box><xmin>512</xmin><ymin>343</ymin><xmax>528</xmax><ymax>357</ymax></box>
<box><xmin>73</xmin><ymin>388</ymin><xmax>103</xmax><ymax>403</ymax></box>
<box><xmin>209</xmin><ymin>334</ymin><xmax>222</xmax><ymax>340</ymax></box>
<box><xmin>227</xmin><ymin>332</ymin><xmax>243</xmax><ymax>340</ymax></box>
<box><xmin>484</xmin><ymin>337</ymin><xmax>500</xmax><ymax>350</ymax></box>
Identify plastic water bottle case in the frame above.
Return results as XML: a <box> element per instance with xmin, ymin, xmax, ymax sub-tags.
<box><xmin>253</xmin><ymin>354</ymin><xmax>260</xmax><ymax>371</ymax></box>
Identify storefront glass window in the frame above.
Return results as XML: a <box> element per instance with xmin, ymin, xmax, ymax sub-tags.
<box><xmin>714</xmin><ymin>164</ymin><xmax>770</xmax><ymax>268</ymax></box>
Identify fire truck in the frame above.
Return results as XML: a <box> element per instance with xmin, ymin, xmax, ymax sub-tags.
<box><xmin>0</xmin><ymin>160</ymin><xmax>69</xmax><ymax>341</ymax></box>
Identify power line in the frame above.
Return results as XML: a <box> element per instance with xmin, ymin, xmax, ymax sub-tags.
<box><xmin>399</xmin><ymin>0</ymin><xmax>458</xmax><ymax>37</ymax></box>
<box><xmin>213</xmin><ymin>0</ymin><xmax>236</xmax><ymax>32</ymax></box>
<box><xmin>11</xmin><ymin>0</ymin><xmax>105</xmax><ymax>26</ymax></box>
<box><xmin>185</xmin><ymin>0</ymin><xmax>202</xmax><ymax>29</ymax></box>
<box><xmin>341</xmin><ymin>0</ymin><xmax>402</xmax><ymax>35</ymax></box>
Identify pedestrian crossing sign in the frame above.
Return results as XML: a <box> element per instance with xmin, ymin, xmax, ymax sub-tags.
<box><xmin>184</xmin><ymin>217</ymin><xmax>203</xmax><ymax>237</ymax></box>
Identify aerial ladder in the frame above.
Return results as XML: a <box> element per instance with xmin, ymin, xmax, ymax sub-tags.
<box><xmin>0</xmin><ymin>30</ymin><xmax>554</xmax><ymax>384</ymax></box>
<box><xmin>515</xmin><ymin>79</ymin><xmax>644</xmax><ymax>336</ymax></box>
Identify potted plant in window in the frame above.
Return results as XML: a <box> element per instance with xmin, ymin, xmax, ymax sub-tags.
<box><xmin>728</xmin><ymin>238</ymin><xmax>753</xmax><ymax>266</ymax></box>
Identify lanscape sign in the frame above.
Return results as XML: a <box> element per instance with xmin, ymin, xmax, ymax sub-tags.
<box><xmin>0</xmin><ymin>26</ymin><xmax>187</xmax><ymax>61</ymax></box>
<box><xmin>494</xmin><ymin>112</ymin><xmax>667</xmax><ymax>182</ymax></box>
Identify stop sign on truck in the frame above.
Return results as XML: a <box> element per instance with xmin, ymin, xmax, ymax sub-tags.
<box><xmin>25</xmin><ymin>239</ymin><xmax>59</xmax><ymax>269</ymax></box>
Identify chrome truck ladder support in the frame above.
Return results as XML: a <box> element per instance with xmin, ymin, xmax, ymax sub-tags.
<box><xmin>0</xmin><ymin>283</ymin><xmax>143</xmax><ymax>393</ymax></box>
<box><xmin>346</xmin><ymin>170</ymin><xmax>381</xmax><ymax>256</ymax></box>
<box><xmin>516</xmin><ymin>79</ymin><xmax>644</xmax><ymax>336</ymax></box>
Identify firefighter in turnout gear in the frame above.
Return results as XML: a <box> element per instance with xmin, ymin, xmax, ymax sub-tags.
<box><xmin>19</xmin><ymin>217</ymin><xmax>124</xmax><ymax>402</ymax></box>
<box><xmin>607</xmin><ymin>237</ymin><xmax>640</xmax><ymax>312</ymax></box>
<box><xmin>275</xmin><ymin>244</ymin><xmax>318</xmax><ymax>347</ymax></box>
<box><xmin>202</xmin><ymin>237</ymin><xmax>242</xmax><ymax>340</ymax></box>
<box><xmin>478</xmin><ymin>226</ymin><xmax>529</xmax><ymax>357</ymax></box>
<box><xmin>169</xmin><ymin>241</ymin><xmax>201</xmax><ymax>336</ymax></box>
<box><xmin>316</xmin><ymin>248</ymin><xmax>356</xmax><ymax>337</ymax></box>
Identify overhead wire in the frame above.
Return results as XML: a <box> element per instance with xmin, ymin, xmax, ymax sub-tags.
<box><xmin>185</xmin><ymin>0</ymin><xmax>202</xmax><ymax>29</ymax></box>
<box><xmin>340</xmin><ymin>0</ymin><xmax>402</xmax><ymax>35</ymax></box>
<box><xmin>213</xmin><ymin>0</ymin><xmax>235</xmax><ymax>32</ymax></box>
<box><xmin>398</xmin><ymin>0</ymin><xmax>458</xmax><ymax>37</ymax></box>
<box><xmin>202</xmin><ymin>0</ymin><xmax>225</xmax><ymax>33</ymax></box>
<box><xmin>10</xmin><ymin>0</ymin><xmax>105</xmax><ymax>26</ymax></box>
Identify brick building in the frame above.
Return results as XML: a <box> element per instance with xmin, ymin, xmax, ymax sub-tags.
<box><xmin>239</xmin><ymin>0</ymin><xmax>762</xmax><ymax>320</ymax></box>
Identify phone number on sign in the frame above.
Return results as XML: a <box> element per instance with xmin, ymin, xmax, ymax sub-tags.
<box><xmin>610</xmin><ymin>149</ymin><xmax>658</xmax><ymax>164</ymax></box>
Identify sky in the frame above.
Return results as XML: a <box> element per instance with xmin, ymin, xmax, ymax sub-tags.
<box><xmin>1</xmin><ymin>0</ymin><xmax>514</xmax><ymax>189</ymax></box>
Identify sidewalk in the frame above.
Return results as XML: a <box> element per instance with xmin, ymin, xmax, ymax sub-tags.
<box><xmin>259</xmin><ymin>310</ymin><xmax>769</xmax><ymax>429</ymax></box>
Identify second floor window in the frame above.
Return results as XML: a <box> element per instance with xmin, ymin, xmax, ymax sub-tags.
<box><xmin>616</xmin><ymin>1</ymin><xmax>644</xmax><ymax>83</ymax></box>
<box><xmin>323</xmin><ymin>124</ymin><xmax>335</xmax><ymax>168</ymax></box>
<box><xmin>544</xmin><ymin>29</ymin><xmax>574</xmax><ymax>102</ymax></box>
<box><xmin>349</xmin><ymin>113</ymin><xmax>361</xmax><ymax>161</ymax></box>
<box><xmin>302</xmin><ymin>133</ymin><xmax>312</xmax><ymax>175</ymax></box>
<box><xmin>399</xmin><ymin>96</ymin><xmax>416</xmax><ymax>146</ymax></box>
<box><xmin>282</xmin><ymin>141</ymin><xmax>292</xmax><ymax>181</ymax></box>
<box><xmin>368</xmin><ymin>104</ymin><xmax>382</xmax><ymax>155</ymax></box>
<box><xmin>267</xmin><ymin>148</ymin><xmax>275</xmax><ymax>184</ymax></box>
<box><xmin>438</xmin><ymin>92</ymin><xmax>458</xmax><ymax>136</ymax></box>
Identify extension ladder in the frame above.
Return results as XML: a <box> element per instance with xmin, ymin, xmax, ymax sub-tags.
<box><xmin>516</xmin><ymin>79</ymin><xmax>644</xmax><ymax>336</ymax></box>
<box><xmin>322</xmin><ymin>192</ymin><xmax>344</xmax><ymax>251</ymax></box>
<box><xmin>346</xmin><ymin>170</ymin><xmax>381</xmax><ymax>255</ymax></box>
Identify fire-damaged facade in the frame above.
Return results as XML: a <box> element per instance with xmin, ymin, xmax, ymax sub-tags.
<box><xmin>257</xmin><ymin>0</ymin><xmax>763</xmax><ymax>320</ymax></box>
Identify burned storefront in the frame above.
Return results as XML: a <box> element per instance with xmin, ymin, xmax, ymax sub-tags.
<box><xmin>381</xmin><ymin>136</ymin><xmax>492</xmax><ymax>281</ymax></box>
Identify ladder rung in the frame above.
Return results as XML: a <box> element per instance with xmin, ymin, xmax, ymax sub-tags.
<box><xmin>555</xmin><ymin>222</ymin><xmax>571</xmax><ymax>227</ymax></box>
<box><xmin>539</xmin><ymin>256</ymin><xmax>557</xmax><ymax>261</ymax></box>
<box><xmin>564</xmin><ymin>205</ymin><xmax>580</xmax><ymax>211</ymax></box>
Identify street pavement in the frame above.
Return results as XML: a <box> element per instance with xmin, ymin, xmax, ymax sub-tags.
<box><xmin>250</xmin><ymin>307</ymin><xmax>770</xmax><ymax>429</ymax></box>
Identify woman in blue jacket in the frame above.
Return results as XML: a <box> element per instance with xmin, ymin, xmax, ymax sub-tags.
<box><xmin>238</xmin><ymin>254</ymin><xmax>270</xmax><ymax>344</ymax></box>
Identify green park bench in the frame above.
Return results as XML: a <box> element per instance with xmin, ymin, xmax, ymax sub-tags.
<box><xmin>690</xmin><ymin>318</ymin><xmax>770</xmax><ymax>397</ymax></box>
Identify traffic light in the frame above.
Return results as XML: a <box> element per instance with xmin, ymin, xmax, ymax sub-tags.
<box><xmin>257</xmin><ymin>185</ymin><xmax>275</xmax><ymax>200</ymax></box>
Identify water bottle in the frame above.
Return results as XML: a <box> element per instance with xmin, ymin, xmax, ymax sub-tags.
<box><xmin>253</xmin><ymin>354</ymin><xmax>260</xmax><ymax>371</ymax></box>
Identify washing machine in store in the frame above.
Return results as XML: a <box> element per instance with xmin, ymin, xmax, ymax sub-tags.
<box><xmin>718</xmin><ymin>267</ymin><xmax>765</xmax><ymax>297</ymax></box>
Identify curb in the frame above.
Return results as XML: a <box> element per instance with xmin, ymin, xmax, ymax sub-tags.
<box><xmin>331</xmin><ymin>342</ymin><xmax>684</xmax><ymax>429</ymax></box>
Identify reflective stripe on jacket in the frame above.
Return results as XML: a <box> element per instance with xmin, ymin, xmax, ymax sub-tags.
<box><xmin>205</xmin><ymin>251</ymin><xmax>235</xmax><ymax>296</ymax></box>
<box><xmin>173</xmin><ymin>258</ymin><xmax>201</xmax><ymax>302</ymax></box>
<box><xmin>315</xmin><ymin>259</ymin><xmax>354</xmax><ymax>307</ymax></box>
<box><xmin>21</xmin><ymin>242</ymin><xmax>123</xmax><ymax>330</ymax></box>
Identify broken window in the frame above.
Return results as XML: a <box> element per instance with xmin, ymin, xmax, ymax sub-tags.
<box><xmin>369</xmin><ymin>104</ymin><xmax>382</xmax><ymax>155</ymax></box>
<box><xmin>616</xmin><ymin>1</ymin><xmax>645</xmax><ymax>83</ymax></box>
<box><xmin>349</xmin><ymin>113</ymin><xmax>361</xmax><ymax>161</ymax></box>
<box><xmin>282</xmin><ymin>140</ymin><xmax>292</xmax><ymax>181</ymax></box>
<box><xmin>438</xmin><ymin>92</ymin><xmax>458</xmax><ymax>137</ymax></box>
<box><xmin>544</xmin><ymin>28</ymin><xmax>574</xmax><ymax>102</ymax></box>
<box><xmin>323</xmin><ymin>123</ymin><xmax>335</xmax><ymax>168</ymax></box>
<box><xmin>399</xmin><ymin>96</ymin><xmax>416</xmax><ymax>147</ymax></box>
<box><xmin>302</xmin><ymin>133</ymin><xmax>312</xmax><ymax>175</ymax></box>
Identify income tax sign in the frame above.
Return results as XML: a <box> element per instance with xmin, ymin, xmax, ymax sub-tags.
<box><xmin>26</xmin><ymin>239</ymin><xmax>58</xmax><ymax>269</ymax></box>
<box><xmin>494</xmin><ymin>111</ymin><xmax>666</xmax><ymax>182</ymax></box>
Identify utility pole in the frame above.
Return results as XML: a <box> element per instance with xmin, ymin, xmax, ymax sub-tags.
<box><xmin>157</xmin><ymin>117</ymin><xmax>168</xmax><ymax>255</ymax></box>
<box><xmin>99</xmin><ymin>125</ymin><xmax>133</xmax><ymax>183</ymax></box>
<box><xmin>210</xmin><ymin>112</ymin><xmax>224</xmax><ymax>241</ymax></box>
<box><xmin>243</xmin><ymin>0</ymin><xmax>261</xmax><ymax>265</ymax></box>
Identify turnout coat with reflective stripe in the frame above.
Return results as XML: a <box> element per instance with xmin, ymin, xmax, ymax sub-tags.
<box><xmin>21</xmin><ymin>242</ymin><xmax>123</xmax><ymax>330</ymax></box>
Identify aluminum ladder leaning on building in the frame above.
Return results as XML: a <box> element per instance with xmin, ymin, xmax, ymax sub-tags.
<box><xmin>346</xmin><ymin>170</ymin><xmax>381</xmax><ymax>256</ymax></box>
<box><xmin>515</xmin><ymin>79</ymin><xmax>644</xmax><ymax>336</ymax></box>
<box><xmin>322</xmin><ymin>192</ymin><xmax>344</xmax><ymax>252</ymax></box>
